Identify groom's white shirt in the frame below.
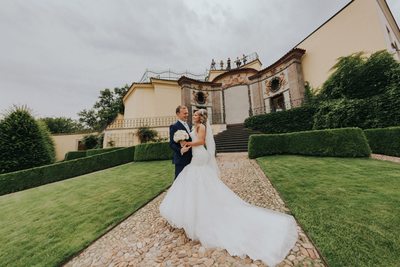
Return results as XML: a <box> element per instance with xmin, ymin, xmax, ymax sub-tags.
<box><xmin>178</xmin><ymin>119</ymin><xmax>190</xmax><ymax>133</ymax></box>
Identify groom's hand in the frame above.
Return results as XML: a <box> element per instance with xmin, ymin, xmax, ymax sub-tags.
<box><xmin>180</xmin><ymin>140</ymin><xmax>187</xmax><ymax>147</ymax></box>
<box><xmin>180</xmin><ymin>144</ymin><xmax>190</xmax><ymax>155</ymax></box>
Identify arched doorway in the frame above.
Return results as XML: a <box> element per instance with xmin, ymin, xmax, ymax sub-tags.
<box><xmin>224</xmin><ymin>85</ymin><xmax>250</xmax><ymax>124</ymax></box>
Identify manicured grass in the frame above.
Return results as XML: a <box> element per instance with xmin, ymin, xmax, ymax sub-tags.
<box><xmin>257</xmin><ymin>155</ymin><xmax>400</xmax><ymax>267</ymax></box>
<box><xmin>0</xmin><ymin>161</ymin><xmax>173</xmax><ymax>267</ymax></box>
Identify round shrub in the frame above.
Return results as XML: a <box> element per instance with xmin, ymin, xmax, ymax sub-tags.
<box><xmin>0</xmin><ymin>106</ymin><xmax>55</xmax><ymax>174</ymax></box>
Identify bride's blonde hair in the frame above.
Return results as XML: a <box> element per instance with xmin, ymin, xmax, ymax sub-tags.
<box><xmin>196</xmin><ymin>109</ymin><xmax>208</xmax><ymax>125</ymax></box>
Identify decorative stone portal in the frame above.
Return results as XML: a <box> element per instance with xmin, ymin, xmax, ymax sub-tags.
<box><xmin>178</xmin><ymin>49</ymin><xmax>305</xmax><ymax>127</ymax></box>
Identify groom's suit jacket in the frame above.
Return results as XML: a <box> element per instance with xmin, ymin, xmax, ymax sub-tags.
<box><xmin>169</xmin><ymin>121</ymin><xmax>192</xmax><ymax>166</ymax></box>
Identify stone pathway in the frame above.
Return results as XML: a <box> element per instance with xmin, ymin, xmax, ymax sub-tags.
<box><xmin>65</xmin><ymin>153</ymin><xmax>325</xmax><ymax>267</ymax></box>
<box><xmin>371</xmin><ymin>153</ymin><xmax>400</xmax><ymax>164</ymax></box>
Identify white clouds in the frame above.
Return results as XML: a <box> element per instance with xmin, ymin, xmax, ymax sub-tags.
<box><xmin>0</xmin><ymin>0</ymin><xmax>398</xmax><ymax>119</ymax></box>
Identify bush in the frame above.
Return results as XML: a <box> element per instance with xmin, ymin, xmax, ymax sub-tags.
<box><xmin>312</xmin><ymin>98</ymin><xmax>375</xmax><ymax>129</ymax></box>
<box><xmin>248</xmin><ymin>128</ymin><xmax>371</xmax><ymax>159</ymax></box>
<box><xmin>134</xmin><ymin>142</ymin><xmax>173</xmax><ymax>161</ymax></box>
<box><xmin>313</xmin><ymin>88</ymin><xmax>400</xmax><ymax>130</ymax></box>
<box><xmin>137</xmin><ymin>127</ymin><xmax>158</xmax><ymax>143</ymax></box>
<box><xmin>0</xmin><ymin>146</ymin><xmax>135</xmax><ymax>196</ymax></box>
<box><xmin>64</xmin><ymin>151</ymin><xmax>88</xmax><ymax>161</ymax></box>
<box><xmin>244</xmin><ymin>106</ymin><xmax>316</xmax><ymax>133</ymax></box>
<box><xmin>0</xmin><ymin>106</ymin><xmax>55</xmax><ymax>174</ymax></box>
<box><xmin>364</xmin><ymin>127</ymin><xmax>400</xmax><ymax>157</ymax></box>
<box><xmin>82</xmin><ymin>134</ymin><xmax>98</xmax><ymax>149</ymax></box>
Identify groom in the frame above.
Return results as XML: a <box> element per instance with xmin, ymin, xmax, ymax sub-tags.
<box><xmin>169</xmin><ymin>105</ymin><xmax>192</xmax><ymax>179</ymax></box>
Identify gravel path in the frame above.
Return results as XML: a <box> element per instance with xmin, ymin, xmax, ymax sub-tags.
<box><xmin>371</xmin><ymin>153</ymin><xmax>400</xmax><ymax>164</ymax></box>
<box><xmin>65</xmin><ymin>153</ymin><xmax>325</xmax><ymax>267</ymax></box>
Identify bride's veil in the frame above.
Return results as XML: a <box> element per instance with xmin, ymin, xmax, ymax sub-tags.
<box><xmin>205</xmin><ymin>119</ymin><xmax>220</xmax><ymax>176</ymax></box>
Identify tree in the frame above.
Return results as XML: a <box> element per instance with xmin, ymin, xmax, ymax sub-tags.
<box><xmin>0</xmin><ymin>106</ymin><xmax>55</xmax><ymax>174</ymax></box>
<box><xmin>313</xmin><ymin>50</ymin><xmax>400</xmax><ymax>129</ymax></box>
<box><xmin>78</xmin><ymin>85</ymin><xmax>129</xmax><ymax>131</ymax></box>
<box><xmin>39</xmin><ymin>117</ymin><xmax>85</xmax><ymax>134</ymax></box>
<box><xmin>320</xmin><ymin>50</ymin><xmax>399</xmax><ymax>100</ymax></box>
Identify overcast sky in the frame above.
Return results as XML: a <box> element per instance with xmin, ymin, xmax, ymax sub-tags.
<box><xmin>1</xmin><ymin>0</ymin><xmax>399</xmax><ymax>119</ymax></box>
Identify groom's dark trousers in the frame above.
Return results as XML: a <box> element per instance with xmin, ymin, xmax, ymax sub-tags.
<box><xmin>169</xmin><ymin>121</ymin><xmax>192</xmax><ymax>180</ymax></box>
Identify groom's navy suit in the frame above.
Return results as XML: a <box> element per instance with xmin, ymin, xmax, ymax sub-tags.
<box><xmin>169</xmin><ymin>121</ymin><xmax>192</xmax><ymax>179</ymax></box>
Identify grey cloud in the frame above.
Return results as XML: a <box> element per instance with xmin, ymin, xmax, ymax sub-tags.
<box><xmin>1</xmin><ymin>0</ymin><xmax>398</xmax><ymax>119</ymax></box>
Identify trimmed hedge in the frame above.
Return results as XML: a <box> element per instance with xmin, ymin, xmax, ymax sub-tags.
<box><xmin>64</xmin><ymin>147</ymin><xmax>122</xmax><ymax>160</ymax></box>
<box><xmin>364</xmin><ymin>127</ymin><xmax>400</xmax><ymax>157</ymax></box>
<box><xmin>0</xmin><ymin>146</ymin><xmax>135</xmax><ymax>196</ymax></box>
<box><xmin>86</xmin><ymin>147</ymin><xmax>122</xmax><ymax>157</ymax></box>
<box><xmin>64</xmin><ymin>151</ymin><xmax>87</xmax><ymax>161</ymax></box>
<box><xmin>134</xmin><ymin>142</ymin><xmax>173</xmax><ymax>161</ymax></box>
<box><xmin>248</xmin><ymin>128</ymin><xmax>371</xmax><ymax>159</ymax></box>
<box><xmin>244</xmin><ymin>106</ymin><xmax>316</xmax><ymax>134</ymax></box>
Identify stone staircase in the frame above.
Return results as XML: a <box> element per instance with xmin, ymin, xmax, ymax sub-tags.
<box><xmin>215</xmin><ymin>124</ymin><xmax>260</xmax><ymax>153</ymax></box>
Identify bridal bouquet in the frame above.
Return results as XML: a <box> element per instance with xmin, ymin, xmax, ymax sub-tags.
<box><xmin>173</xmin><ymin>130</ymin><xmax>189</xmax><ymax>143</ymax></box>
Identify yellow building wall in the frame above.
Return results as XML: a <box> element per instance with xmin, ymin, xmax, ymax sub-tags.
<box><xmin>296</xmin><ymin>0</ymin><xmax>391</xmax><ymax>89</ymax></box>
<box><xmin>153</xmin><ymin>81</ymin><xmax>181</xmax><ymax>117</ymax></box>
<box><xmin>52</xmin><ymin>133</ymin><xmax>96</xmax><ymax>161</ymax></box>
<box><xmin>124</xmin><ymin>85</ymin><xmax>156</xmax><ymax>118</ymax></box>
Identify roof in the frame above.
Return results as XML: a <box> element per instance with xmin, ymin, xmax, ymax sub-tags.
<box><xmin>178</xmin><ymin>76</ymin><xmax>222</xmax><ymax>87</ymax></box>
<box><xmin>249</xmin><ymin>48</ymin><xmax>306</xmax><ymax>80</ymax></box>
<box><xmin>211</xmin><ymin>68</ymin><xmax>259</xmax><ymax>83</ymax></box>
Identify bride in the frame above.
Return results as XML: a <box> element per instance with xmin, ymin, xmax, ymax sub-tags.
<box><xmin>159</xmin><ymin>109</ymin><xmax>297</xmax><ymax>266</ymax></box>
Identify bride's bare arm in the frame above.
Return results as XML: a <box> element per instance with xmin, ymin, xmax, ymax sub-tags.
<box><xmin>187</xmin><ymin>124</ymin><xmax>206</xmax><ymax>146</ymax></box>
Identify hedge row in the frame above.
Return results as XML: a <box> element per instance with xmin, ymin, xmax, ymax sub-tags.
<box><xmin>248</xmin><ymin>128</ymin><xmax>371</xmax><ymax>159</ymax></box>
<box><xmin>64</xmin><ymin>147</ymin><xmax>122</xmax><ymax>161</ymax></box>
<box><xmin>64</xmin><ymin>151</ymin><xmax>87</xmax><ymax>161</ymax></box>
<box><xmin>364</xmin><ymin>126</ymin><xmax>400</xmax><ymax>157</ymax></box>
<box><xmin>86</xmin><ymin>147</ymin><xmax>122</xmax><ymax>157</ymax></box>
<box><xmin>244</xmin><ymin>106</ymin><xmax>316</xmax><ymax>134</ymax></box>
<box><xmin>0</xmin><ymin>146</ymin><xmax>135</xmax><ymax>196</ymax></box>
<box><xmin>313</xmin><ymin>89</ymin><xmax>400</xmax><ymax>129</ymax></box>
<box><xmin>134</xmin><ymin>142</ymin><xmax>173</xmax><ymax>161</ymax></box>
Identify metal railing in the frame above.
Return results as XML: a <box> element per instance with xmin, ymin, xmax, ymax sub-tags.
<box><xmin>139</xmin><ymin>69</ymin><xmax>207</xmax><ymax>83</ymax></box>
<box><xmin>107</xmin><ymin>116</ymin><xmax>177</xmax><ymax>129</ymax></box>
<box><xmin>251</xmin><ymin>98</ymin><xmax>304</xmax><ymax>115</ymax></box>
<box><xmin>211</xmin><ymin>112</ymin><xmax>225</xmax><ymax>124</ymax></box>
<box><xmin>209</xmin><ymin>52</ymin><xmax>259</xmax><ymax>71</ymax></box>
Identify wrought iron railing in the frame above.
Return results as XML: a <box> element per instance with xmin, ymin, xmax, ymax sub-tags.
<box><xmin>251</xmin><ymin>98</ymin><xmax>304</xmax><ymax>115</ymax></box>
<box><xmin>209</xmin><ymin>52</ymin><xmax>259</xmax><ymax>71</ymax></box>
<box><xmin>139</xmin><ymin>69</ymin><xmax>207</xmax><ymax>83</ymax></box>
<box><xmin>210</xmin><ymin>112</ymin><xmax>225</xmax><ymax>124</ymax></box>
<box><xmin>107</xmin><ymin>116</ymin><xmax>177</xmax><ymax>129</ymax></box>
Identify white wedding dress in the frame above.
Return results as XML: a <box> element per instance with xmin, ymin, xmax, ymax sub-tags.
<box><xmin>159</xmin><ymin>129</ymin><xmax>298</xmax><ymax>266</ymax></box>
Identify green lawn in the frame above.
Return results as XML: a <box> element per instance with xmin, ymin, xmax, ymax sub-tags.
<box><xmin>0</xmin><ymin>160</ymin><xmax>173</xmax><ymax>267</ymax></box>
<box><xmin>257</xmin><ymin>155</ymin><xmax>400</xmax><ymax>267</ymax></box>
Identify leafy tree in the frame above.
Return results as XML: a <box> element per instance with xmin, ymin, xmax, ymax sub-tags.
<box><xmin>303</xmin><ymin>81</ymin><xmax>321</xmax><ymax>107</ymax></box>
<box><xmin>0</xmin><ymin>106</ymin><xmax>55</xmax><ymax>174</ymax></box>
<box><xmin>78</xmin><ymin>85</ymin><xmax>129</xmax><ymax>131</ymax></box>
<box><xmin>320</xmin><ymin>50</ymin><xmax>399</xmax><ymax>100</ymax></box>
<box><xmin>39</xmin><ymin>117</ymin><xmax>85</xmax><ymax>134</ymax></box>
<box><xmin>314</xmin><ymin>50</ymin><xmax>400</xmax><ymax>129</ymax></box>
